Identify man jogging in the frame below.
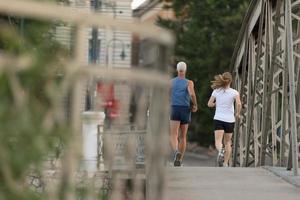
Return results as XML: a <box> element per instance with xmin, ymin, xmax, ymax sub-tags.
<box><xmin>170</xmin><ymin>61</ymin><xmax>198</xmax><ymax>167</ymax></box>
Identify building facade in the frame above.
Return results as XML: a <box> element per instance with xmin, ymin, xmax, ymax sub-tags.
<box><xmin>55</xmin><ymin>0</ymin><xmax>133</xmax><ymax>126</ymax></box>
<box><xmin>55</xmin><ymin>0</ymin><xmax>132</xmax><ymax>68</ymax></box>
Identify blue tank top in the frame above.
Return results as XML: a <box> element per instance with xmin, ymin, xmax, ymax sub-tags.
<box><xmin>171</xmin><ymin>77</ymin><xmax>190</xmax><ymax>107</ymax></box>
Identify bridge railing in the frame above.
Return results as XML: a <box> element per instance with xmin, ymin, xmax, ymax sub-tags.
<box><xmin>231</xmin><ymin>0</ymin><xmax>299</xmax><ymax>176</ymax></box>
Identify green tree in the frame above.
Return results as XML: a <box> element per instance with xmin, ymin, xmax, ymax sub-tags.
<box><xmin>159</xmin><ymin>0</ymin><xmax>248</xmax><ymax>146</ymax></box>
<box><xmin>0</xmin><ymin>7</ymin><xmax>71</xmax><ymax>200</ymax></box>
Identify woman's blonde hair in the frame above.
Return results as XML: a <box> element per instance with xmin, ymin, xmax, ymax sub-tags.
<box><xmin>211</xmin><ymin>72</ymin><xmax>232</xmax><ymax>89</ymax></box>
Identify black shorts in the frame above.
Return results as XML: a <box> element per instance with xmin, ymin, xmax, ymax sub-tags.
<box><xmin>214</xmin><ymin>120</ymin><xmax>235</xmax><ymax>133</ymax></box>
<box><xmin>171</xmin><ymin>106</ymin><xmax>191</xmax><ymax>124</ymax></box>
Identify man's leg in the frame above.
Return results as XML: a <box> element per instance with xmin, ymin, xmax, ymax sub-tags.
<box><xmin>170</xmin><ymin>120</ymin><xmax>180</xmax><ymax>152</ymax></box>
<box><xmin>223</xmin><ymin>133</ymin><xmax>233</xmax><ymax>166</ymax></box>
<box><xmin>178</xmin><ymin>124</ymin><xmax>189</xmax><ymax>160</ymax></box>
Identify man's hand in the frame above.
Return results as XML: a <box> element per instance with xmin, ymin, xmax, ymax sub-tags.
<box><xmin>235</xmin><ymin>113</ymin><xmax>240</xmax><ymax>120</ymax></box>
<box><xmin>192</xmin><ymin>105</ymin><xmax>198</xmax><ymax>112</ymax></box>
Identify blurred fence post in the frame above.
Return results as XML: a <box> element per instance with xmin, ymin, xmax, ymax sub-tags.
<box><xmin>0</xmin><ymin>0</ymin><xmax>174</xmax><ymax>199</ymax></box>
<box><xmin>145</xmin><ymin>42</ymin><xmax>171</xmax><ymax>200</ymax></box>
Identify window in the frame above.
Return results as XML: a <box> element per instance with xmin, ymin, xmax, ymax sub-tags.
<box><xmin>89</xmin><ymin>36</ymin><xmax>101</xmax><ymax>64</ymax></box>
<box><xmin>90</xmin><ymin>0</ymin><xmax>102</xmax><ymax>10</ymax></box>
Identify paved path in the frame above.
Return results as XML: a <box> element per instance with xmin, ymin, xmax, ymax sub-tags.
<box><xmin>166</xmin><ymin>167</ymin><xmax>300</xmax><ymax>200</ymax></box>
<box><xmin>183</xmin><ymin>151</ymin><xmax>216</xmax><ymax>167</ymax></box>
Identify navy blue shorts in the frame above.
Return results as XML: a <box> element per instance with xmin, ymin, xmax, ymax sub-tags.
<box><xmin>171</xmin><ymin>106</ymin><xmax>191</xmax><ymax>124</ymax></box>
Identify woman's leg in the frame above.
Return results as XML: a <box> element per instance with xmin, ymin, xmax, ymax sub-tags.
<box><xmin>224</xmin><ymin>133</ymin><xmax>233</xmax><ymax>165</ymax></box>
<box><xmin>214</xmin><ymin>130</ymin><xmax>224</xmax><ymax>152</ymax></box>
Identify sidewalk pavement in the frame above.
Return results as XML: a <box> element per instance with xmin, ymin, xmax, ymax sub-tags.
<box><xmin>166</xmin><ymin>167</ymin><xmax>300</xmax><ymax>200</ymax></box>
<box><xmin>264</xmin><ymin>166</ymin><xmax>300</xmax><ymax>188</ymax></box>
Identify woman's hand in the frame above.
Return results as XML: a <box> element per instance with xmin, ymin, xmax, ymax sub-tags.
<box><xmin>207</xmin><ymin>102</ymin><xmax>215</xmax><ymax>108</ymax></box>
<box><xmin>207</xmin><ymin>96</ymin><xmax>216</xmax><ymax>108</ymax></box>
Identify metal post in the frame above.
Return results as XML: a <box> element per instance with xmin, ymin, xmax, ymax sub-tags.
<box><xmin>244</xmin><ymin>34</ymin><xmax>255</xmax><ymax>167</ymax></box>
<box><xmin>269</xmin><ymin>0</ymin><xmax>284</xmax><ymax>166</ymax></box>
<box><xmin>280</xmin><ymin>62</ymin><xmax>289</xmax><ymax>166</ymax></box>
<box><xmin>244</xmin><ymin>0</ymin><xmax>266</xmax><ymax>167</ymax></box>
<box><xmin>259</xmin><ymin>0</ymin><xmax>271</xmax><ymax>166</ymax></box>
<box><xmin>260</xmin><ymin>0</ymin><xmax>283</xmax><ymax>166</ymax></box>
<box><xmin>232</xmin><ymin>74</ymin><xmax>240</xmax><ymax>167</ymax></box>
<box><xmin>278</xmin><ymin>0</ymin><xmax>288</xmax><ymax>167</ymax></box>
<box><xmin>241</xmin><ymin>32</ymin><xmax>249</xmax><ymax>167</ymax></box>
<box><xmin>233</xmin><ymin>26</ymin><xmax>249</xmax><ymax>167</ymax></box>
<box><xmin>260</xmin><ymin>0</ymin><xmax>270</xmax><ymax>166</ymax></box>
<box><xmin>285</xmin><ymin>0</ymin><xmax>299</xmax><ymax>176</ymax></box>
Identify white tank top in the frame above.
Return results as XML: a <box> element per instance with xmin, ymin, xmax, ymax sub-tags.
<box><xmin>211</xmin><ymin>88</ymin><xmax>239</xmax><ymax>123</ymax></box>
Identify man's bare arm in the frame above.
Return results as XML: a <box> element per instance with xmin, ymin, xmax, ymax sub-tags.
<box><xmin>188</xmin><ymin>81</ymin><xmax>198</xmax><ymax>112</ymax></box>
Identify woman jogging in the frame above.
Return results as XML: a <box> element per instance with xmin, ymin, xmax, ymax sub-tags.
<box><xmin>207</xmin><ymin>72</ymin><xmax>241</xmax><ymax>167</ymax></box>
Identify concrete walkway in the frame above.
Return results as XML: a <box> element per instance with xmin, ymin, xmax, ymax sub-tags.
<box><xmin>166</xmin><ymin>167</ymin><xmax>300</xmax><ymax>200</ymax></box>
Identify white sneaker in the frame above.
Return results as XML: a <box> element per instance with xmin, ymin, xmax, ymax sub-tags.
<box><xmin>216</xmin><ymin>149</ymin><xmax>225</xmax><ymax>167</ymax></box>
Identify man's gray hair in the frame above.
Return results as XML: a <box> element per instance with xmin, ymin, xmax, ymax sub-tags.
<box><xmin>177</xmin><ymin>61</ymin><xmax>187</xmax><ymax>71</ymax></box>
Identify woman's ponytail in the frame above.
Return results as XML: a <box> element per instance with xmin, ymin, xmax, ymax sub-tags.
<box><xmin>211</xmin><ymin>72</ymin><xmax>232</xmax><ymax>89</ymax></box>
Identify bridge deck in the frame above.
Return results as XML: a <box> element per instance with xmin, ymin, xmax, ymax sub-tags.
<box><xmin>166</xmin><ymin>167</ymin><xmax>300</xmax><ymax>200</ymax></box>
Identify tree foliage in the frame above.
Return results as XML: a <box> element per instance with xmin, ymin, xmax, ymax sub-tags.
<box><xmin>158</xmin><ymin>0</ymin><xmax>248</xmax><ymax>146</ymax></box>
<box><xmin>0</xmin><ymin>10</ymin><xmax>71</xmax><ymax>200</ymax></box>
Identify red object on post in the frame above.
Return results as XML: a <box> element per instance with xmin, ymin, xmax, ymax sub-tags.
<box><xmin>108</xmin><ymin>99</ymin><xmax>120</xmax><ymax>119</ymax></box>
<box><xmin>96</xmin><ymin>82</ymin><xmax>120</xmax><ymax>120</ymax></box>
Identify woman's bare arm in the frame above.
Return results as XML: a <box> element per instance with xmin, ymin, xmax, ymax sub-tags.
<box><xmin>235</xmin><ymin>93</ymin><xmax>242</xmax><ymax>118</ymax></box>
<box><xmin>207</xmin><ymin>96</ymin><xmax>216</xmax><ymax>108</ymax></box>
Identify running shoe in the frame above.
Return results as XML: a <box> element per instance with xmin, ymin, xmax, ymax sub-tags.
<box><xmin>173</xmin><ymin>151</ymin><xmax>182</xmax><ymax>167</ymax></box>
<box><xmin>216</xmin><ymin>148</ymin><xmax>225</xmax><ymax>167</ymax></box>
<box><xmin>223</xmin><ymin>163</ymin><xmax>229</xmax><ymax>167</ymax></box>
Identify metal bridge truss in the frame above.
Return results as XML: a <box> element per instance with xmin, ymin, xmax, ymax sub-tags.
<box><xmin>231</xmin><ymin>0</ymin><xmax>300</xmax><ymax>175</ymax></box>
